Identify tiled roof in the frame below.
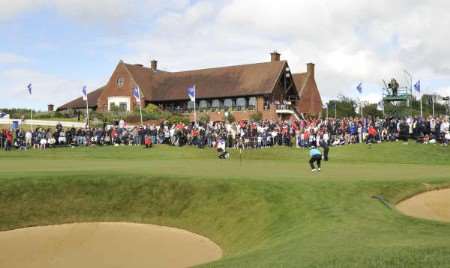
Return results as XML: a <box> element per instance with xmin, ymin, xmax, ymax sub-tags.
<box><xmin>127</xmin><ymin>61</ymin><xmax>287</xmax><ymax>101</ymax></box>
<box><xmin>58</xmin><ymin>86</ymin><xmax>105</xmax><ymax>110</ymax></box>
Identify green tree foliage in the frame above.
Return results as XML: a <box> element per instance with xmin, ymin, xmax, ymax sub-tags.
<box><xmin>250</xmin><ymin>112</ymin><xmax>263</xmax><ymax>122</ymax></box>
<box><xmin>142</xmin><ymin>104</ymin><xmax>161</xmax><ymax>114</ymax></box>
<box><xmin>199</xmin><ymin>113</ymin><xmax>210</xmax><ymax>124</ymax></box>
<box><xmin>225</xmin><ymin>112</ymin><xmax>236</xmax><ymax>123</ymax></box>
<box><xmin>327</xmin><ymin>95</ymin><xmax>357</xmax><ymax>118</ymax></box>
<box><xmin>167</xmin><ymin>114</ymin><xmax>190</xmax><ymax>125</ymax></box>
<box><xmin>362</xmin><ymin>103</ymin><xmax>383</xmax><ymax>118</ymax></box>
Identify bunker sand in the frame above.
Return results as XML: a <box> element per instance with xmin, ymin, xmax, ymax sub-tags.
<box><xmin>396</xmin><ymin>189</ymin><xmax>450</xmax><ymax>223</ymax></box>
<box><xmin>0</xmin><ymin>222</ymin><xmax>222</xmax><ymax>268</ymax></box>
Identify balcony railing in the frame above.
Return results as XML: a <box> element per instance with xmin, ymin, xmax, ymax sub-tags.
<box><xmin>163</xmin><ymin>105</ymin><xmax>256</xmax><ymax>114</ymax></box>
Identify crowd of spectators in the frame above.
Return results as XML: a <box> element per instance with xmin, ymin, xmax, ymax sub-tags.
<box><xmin>1</xmin><ymin>116</ymin><xmax>449</xmax><ymax>151</ymax></box>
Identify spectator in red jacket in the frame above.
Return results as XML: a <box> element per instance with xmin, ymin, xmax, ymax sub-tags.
<box><xmin>366</xmin><ymin>125</ymin><xmax>377</xmax><ymax>144</ymax></box>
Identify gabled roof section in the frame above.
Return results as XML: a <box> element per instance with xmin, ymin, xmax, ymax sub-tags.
<box><xmin>125</xmin><ymin>60</ymin><xmax>288</xmax><ymax>101</ymax></box>
<box><xmin>293</xmin><ymin>72</ymin><xmax>323</xmax><ymax>114</ymax></box>
<box><xmin>58</xmin><ymin>86</ymin><xmax>105</xmax><ymax>110</ymax></box>
<box><xmin>123</xmin><ymin>63</ymin><xmax>168</xmax><ymax>100</ymax></box>
<box><xmin>292</xmin><ymin>73</ymin><xmax>308</xmax><ymax>96</ymax></box>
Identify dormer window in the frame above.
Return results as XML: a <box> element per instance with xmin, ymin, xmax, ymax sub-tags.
<box><xmin>117</xmin><ymin>77</ymin><xmax>125</xmax><ymax>88</ymax></box>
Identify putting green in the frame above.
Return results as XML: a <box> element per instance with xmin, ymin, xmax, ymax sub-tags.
<box><xmin>0</xmin><ymin>143</ymin><xmax>449</xmax><ymax>267</ymax></box>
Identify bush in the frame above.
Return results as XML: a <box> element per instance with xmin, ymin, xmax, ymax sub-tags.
<box><xmin>250</xmin><ymin>112</ymin><xmax>263</xmax><ymax>122</ymax></box>
<box><xmin>226</xmin><ymin>112</ymin><xmax>235</xmax><ymax>123</ymax></box>
<box><xmin>199</xmin><ymin>113</ymin><xmax>210</xmax><ymax>124</ymax></box>
<box><xmin>143</xmin><ymin>104</ymin><xmax>161</xmax><ymax>114</ymax></box>
<box><xmin>167</xmin><ymin>114</ymin><xmax>190</xmax><ymax>125</ymax></box>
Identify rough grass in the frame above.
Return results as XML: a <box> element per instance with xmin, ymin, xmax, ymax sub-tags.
<box><xmin>0</xmin><ymin>143</ymin><xmax>449</xmax><ymax>267</ymax></box>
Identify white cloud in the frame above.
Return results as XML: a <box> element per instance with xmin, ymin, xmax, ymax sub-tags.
<box><xmin>0</xmin><ymin>53</ymin><xmax>29</xmax><ymax>65</ymax></box>
<box><xmin>123</xmin><ymin>0</ymin><xmax>450</xmax><ymax>102</ymax></box>
<box><xmin>0</xmin><ymin>68</ymin><xmax>96</xmax><ymax>110</ymax></box>
<box><xmin>0</xmin><ymin>0</ymin><xmax>45</xmax><ymax>21</ymax></box>
<box><xmin>0</xmin><ymin>0</ymin><xmax>190</xmax><ymax>24</ymax></box>
<box><xmin>2</xmin><ymin>0</ymin><xmax>450</xmax><ymax>107</ymax></box>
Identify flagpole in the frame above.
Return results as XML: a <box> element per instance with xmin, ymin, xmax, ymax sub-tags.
<box><xmin>30</xmin><ymin>109</ymin><xmax>33</xmax><ymax>131</ymax></box>
<box><xmin>86</xmin><ymin>97</ymin><xmax>89</xmax><ymax>128</ymax></box>
<box><xmin>432</xmin><ymin>94</ymin><xmax>435</xmax><ymax>117</ymax></box>
<box><xmin>193</xmin><ymin>100</ymin><xmax>197</xmax><ymax>126</ymax></box>
<box><xmin>139</xmin><ymin>100</ymin><xmax>143</xmax><ymax>126</ymax></box>
<box><xmin>420</xmin><ymin>93</ymin><xmax>423</xmax><ymax>118</ymax></box>
<box><xmin>360</xmin><ymin>99</ymin><xmax>363</xmax><ymax>119</ymax></box>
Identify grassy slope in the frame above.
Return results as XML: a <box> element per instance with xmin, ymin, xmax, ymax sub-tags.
<box><xmin>0</xmin><ymin>143</ymin><xmax>449</xmax><ymax>267</ymax></box>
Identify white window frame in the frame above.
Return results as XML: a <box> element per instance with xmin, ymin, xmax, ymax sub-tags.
<box><xmin>108</xmin><ymin>96</ymin><xmax>131</xmax><ymax>112</ymax></box>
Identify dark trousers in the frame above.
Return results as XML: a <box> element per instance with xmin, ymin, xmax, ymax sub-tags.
<box><xmin>218</xmin><ymin>149</ymin><xmax>228</xmax><ymax>159</ymax></box>
<box><xmin>323</xmin><ymin>147</ymin><xmax>329</xmax><ymax>161</ymax></box>
<box><xmin>309</xmin><ymin>155</ymin><xmax>321</xmax><ymax>169</ymax></box>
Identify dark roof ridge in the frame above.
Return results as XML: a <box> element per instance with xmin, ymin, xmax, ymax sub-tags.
<box><xmin>170</xmin><ymin>60</ymin><xmax>287</xmax><ymax>75</ymax></box>
<box><xmin>123</xmin><ymin>60</ymin><xmax>287</xmax><ymax>75</ymax></box>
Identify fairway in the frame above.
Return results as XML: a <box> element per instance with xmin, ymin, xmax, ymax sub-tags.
<box><xmin>0</xmin><ymin>143</ymin><xmax>450</xmax><ymax>267</ymax></box>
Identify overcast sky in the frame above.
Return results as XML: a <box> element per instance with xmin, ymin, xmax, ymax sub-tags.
<box><xmin>1</xmin><ymin>0</ymin><xmax>450</xmax><ymax>110</ymax></box>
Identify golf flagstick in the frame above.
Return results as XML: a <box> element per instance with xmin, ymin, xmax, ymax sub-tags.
<box><xmin>239</xmin><ymin>146</ymin><xmax>242</xmax><ymax>166</ymax></box>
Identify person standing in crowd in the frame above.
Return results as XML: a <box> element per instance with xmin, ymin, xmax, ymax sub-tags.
<box><xmin>319</xmin><ymin>138</ymin><xmax>329</xmax><ymax>161</ymax></box>
<box><xmin>5</xmin><ymin>130</ymin><xmax>13</xmax><ymax>151</ymax></box>
<box><xmin>366</xmin><ymin>124</ymin><xmax>377</xmax><ymax>145</ymax></box>
<box><xmin>309</xmin><ymin>145</ymin><xmax>322</xmax><ymax>172</ymax></box>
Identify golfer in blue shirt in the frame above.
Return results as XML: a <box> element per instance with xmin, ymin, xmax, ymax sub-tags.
<box><xmin>309</xmin><ymin>146</ymin><xmax>322</xmax><ymax>172</ymax></box>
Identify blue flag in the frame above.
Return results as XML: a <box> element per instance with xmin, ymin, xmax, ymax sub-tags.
<box><xmin>133</xmin><ymin>86</ymin><xmax>141</xmax><ymax>103</ymax></box>
<box><xmin>187</xmin><ymin>85</ymin><xmax>196</xmax><ymax>102</ymax></box>
<box><xmin>356</xmin><ymin>83</ymin><xmax>362</xmax><ymax>94</ymax></box>
<box><xmin>27</xmin><ymin>83</ymin><xmax>32</xmax><ymax>95</ymax></box>
<box><xmin>82</xmin><ymin>86</ymin><xmax>88</xmax><ymax>101</ymax></box>
<box><xmin>414</xmin><ymin>80</ymin><xmax>420</xmax><ymax>93</ymax></box>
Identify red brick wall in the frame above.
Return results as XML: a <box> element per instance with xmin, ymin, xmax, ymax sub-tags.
<box><xmin>97</xmin><ymin>63</ymin><xmax>140</xmax><ymax>112</ymax></box>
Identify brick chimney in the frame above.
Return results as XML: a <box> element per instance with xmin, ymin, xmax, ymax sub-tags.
<box><xmin>151</xmin><ymin>60</ymin><xmax>157</xmax><ymax>71</ymax></box>
<box><xmin>48</xmin><ymin>104</ymin><xmax>54</xmax><ymax>112</ymax></box>
<box><xmin>270</xmin><ymin>51</ymin><xmax>280</xmax><ymax>62</ymax></box>
<box><xmin>307</xmin><ymin>63</ymin><xmax>315</xmax><ymax>77</ymax></box>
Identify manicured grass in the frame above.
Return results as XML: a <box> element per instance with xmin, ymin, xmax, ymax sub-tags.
<box><xmin>0</xmin><ymin>143</ymin><xmax>449</xmax><ymax>267</ymax></box>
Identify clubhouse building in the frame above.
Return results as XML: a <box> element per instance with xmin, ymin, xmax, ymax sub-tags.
<box><xmin>58</xmin><ymin>52</ymin><xmax>323</xmax><ymax>121</ymax></box>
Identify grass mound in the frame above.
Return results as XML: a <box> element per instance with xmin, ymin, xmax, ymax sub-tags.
<box><xmin>0</xmin><ymin>143</ymin><xmax>449</xmax><ymax>267</ymax></box>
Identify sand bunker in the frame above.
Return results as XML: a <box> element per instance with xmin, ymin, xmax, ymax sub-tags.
<box><xmin>396</xmin><ymin>188</ymin><xmax>450</xmax><ymax>223</ymax></box>
<box><xmin>0</xmin><ymin>222</ymin><xmax>222</xmax><ymax>268</ymax></box>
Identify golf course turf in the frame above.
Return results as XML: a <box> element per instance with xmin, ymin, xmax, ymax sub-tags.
<box><xmin>0</xmin><ymin>143</ymin><xmax>449</xmax><ymax>267</ymax></box>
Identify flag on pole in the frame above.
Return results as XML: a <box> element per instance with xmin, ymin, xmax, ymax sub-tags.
<box><xmin>356</xmin><ymin>83</ymin><xmax>362</xmax><ymax>94</ymax></box>
<box><xmin>187</xmin><ymin>85</ymin><xmax>196</xmax><ymax>102</ymax></box>
<box><xmin>82</xmin><ymin>86</ymin><xmax>88</xmax><ymax>101</ymax></box>
<box><xmin>414</xmin><ymin>80</ymin><xmax>421</xmax><ymax>93</ymax></box>
<box><xmin>27</xmin><ymin>83</ymin><xmax>32</xmax><ymax>95</ymax></box>
<box><xmin>133</xmin><ymin>86</ymin><xmax>141</xmax><ymax>104</ymax></box>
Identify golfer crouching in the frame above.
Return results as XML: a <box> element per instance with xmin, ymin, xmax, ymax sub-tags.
<box><xmin>217</xmin><ymin>137</ymin><xmax>229</xmax><ymax>159</ymax></box>
<box><xmin>309</xmin><ymin>145</ymin><xmax>322</xmax><ymax>172</ymax></box>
